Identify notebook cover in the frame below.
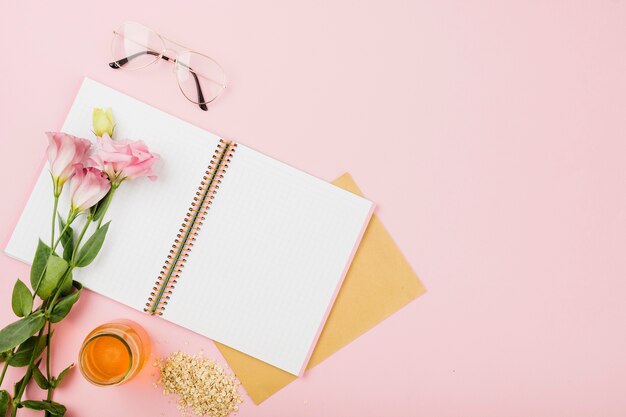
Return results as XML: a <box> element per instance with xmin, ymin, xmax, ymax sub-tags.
<box><xmin>215</xmin><ymin>172</ymin><xmax>426</xmax><ymax>403</ymax></box>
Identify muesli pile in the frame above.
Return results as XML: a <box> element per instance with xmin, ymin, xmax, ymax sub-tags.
<box><xmin>155</xmin><ymin>351</ymin><xmax>243</xmax><ymax>417</ymax></box>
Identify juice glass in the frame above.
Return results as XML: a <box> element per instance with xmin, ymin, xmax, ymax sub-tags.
<box><xmin>78</xmin><ymin>319</ymin><xmax>150</xmax><ymax>386</ymax></box>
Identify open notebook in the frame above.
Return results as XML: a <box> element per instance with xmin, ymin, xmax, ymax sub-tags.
<box><xmin>5</xmin><ymin>78</ymin><xmax>374</xmax><ymax>376</ymax></box>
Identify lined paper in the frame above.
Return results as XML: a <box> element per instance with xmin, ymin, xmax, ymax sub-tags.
<box><xmin>165</xmin><ymin>144</ymin><xmax>373</xmax><ymax>375</ymax></box>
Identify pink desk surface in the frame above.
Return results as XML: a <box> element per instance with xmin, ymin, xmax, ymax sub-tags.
<box><xmin>1</xmin><ymin>1</ymin><xmax>625</xmax><ymax>416</ymax></box>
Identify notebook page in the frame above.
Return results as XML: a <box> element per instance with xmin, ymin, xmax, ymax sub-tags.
<box><xmin>164</xmin><ymin>144</ymin><xmax>374</xmax><ymax>375</ymax></box>
<box><xmin>5</xmin><ymin>78</ymin><xmax>221</xmax><ymax>311</ymax></box>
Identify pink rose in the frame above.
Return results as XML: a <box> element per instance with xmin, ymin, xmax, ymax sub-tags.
<box><xmin>88</xmin><ymin>133</ymin><xmax>159</xmax><ymax>185</ymax></box>
<box><xmin>46</xmin><ymin>132</ymin><xmax>92</xmax><ymax>195</ymax></box>
<box><xmin>69</xmin><ymin>166</ymin><xmax>111</xmax><ymax>213</ymax></box>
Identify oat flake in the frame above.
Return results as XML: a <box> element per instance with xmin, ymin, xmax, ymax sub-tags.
<box><xmin>155</xmin><ymin>351</ymin><xmax>243</xmax><ymax>417</ymax></box>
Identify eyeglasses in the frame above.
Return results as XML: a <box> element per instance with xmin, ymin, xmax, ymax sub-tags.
<box><xmin>109</xmin><ymin>22</ymin><xmax>226</xmax><ymax>111</ymax></box>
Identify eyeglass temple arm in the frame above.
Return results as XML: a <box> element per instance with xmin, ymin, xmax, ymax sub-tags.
<box><xmin>109</xmin><ymin>51</ymin><xmax>208</xmax><ymax>111</ymax></box>
<box><xmin>175</xmin><ymin>60</ymin><xmax>208</xmax><ymax>111</ymax></box>
<box><xmin>109</xmin><ymin>50</ymin><xmax>160</xmax><ymax>68</ymax></box>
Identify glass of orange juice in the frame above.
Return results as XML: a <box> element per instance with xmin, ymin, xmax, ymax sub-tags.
<box><xmin>78</xmin><ymin>319</ymin><xmax>150</xmax><ymax>386</ymax></box>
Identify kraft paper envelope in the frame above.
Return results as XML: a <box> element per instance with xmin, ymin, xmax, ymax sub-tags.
<box><xmin>215</xmin><ymin>173</ymin><xmax>426</xmax><ymax>404</ymax></box>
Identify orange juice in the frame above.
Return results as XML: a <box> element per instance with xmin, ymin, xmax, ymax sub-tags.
<box><xmin>79</xmin><ymin>320</ymin><xmax>150</xmax><ymax>386</ymax></box>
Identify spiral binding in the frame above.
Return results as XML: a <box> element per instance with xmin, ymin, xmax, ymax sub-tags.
<box><xmin>145</xmin><ymin>139</ymin><xmax>238</xmax><ymax>315</ymax></box>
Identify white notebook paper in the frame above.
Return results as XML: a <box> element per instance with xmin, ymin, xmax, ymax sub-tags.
<box><xmin>4</xmin><ymin>78</ymin><xmax>374</xmax><ymax>375</ymax></box>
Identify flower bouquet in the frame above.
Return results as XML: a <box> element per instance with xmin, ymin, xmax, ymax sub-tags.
<box><xmin>0</xmin><ymin>109</ymin><xmax>159</xmax><ymax>416</ymax></box>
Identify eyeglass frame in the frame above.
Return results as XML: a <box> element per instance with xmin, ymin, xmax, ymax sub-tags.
<box><xmin>108</xmin><ymin>22</ymin><xmax>227</xmax><ymax>111</ymax></box>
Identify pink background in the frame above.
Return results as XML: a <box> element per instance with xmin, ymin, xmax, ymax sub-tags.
<box><xmin>1</xmin><ymin>1</ymin><xmax>626</xmax><ymax>416</ymax></box>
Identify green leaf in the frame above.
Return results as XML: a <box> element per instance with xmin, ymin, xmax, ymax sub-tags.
<box><xmin>50</xmin><ymin>283</ymin><xmax>82</xmax><ymax>323</ymax></box>
<box><xmin>11</xmin><ymin>279</ymin><xmax>33</xmax><ymax>317</ymax></box>
<box><xmin>0</xmin><ymin>313</ymin><xmax>45</xmax><ymax>352</ymax></box>
<box><xmin>74</xmin><ymin>221</ymin><xmax>110</xmax><ymax>267</ymax></box>
<box><xmin>57</xmin><ymin>214</ymin><xmax>74</xmax><ymax>262</ymax></box>
<box><xmin>72</xmin><ymin>280</ymin><xmax>83</xmax><ymax>291</ymax></box>
<box><xmin>53</xmin><ymin>363</ymin><xmax>74</xmax><ymax>388</ymax></box>
<box><xmin>13</xmin><ymin>371</ymin><xmax>31</xmax><ymax>398</ymax></box>
<box><xmin>30</xmin><ymin>239</ymin><xmax>52</xmax><ymax>291</ymax></box>
<box><xmin>21</xmin><ymin>400</ymin><xmax>66</xmax><ymax>416</ymax></box>
<box><xmin>37</xmin><ymin>255</ymin><xmax>69</xmax><ymax>300</ymax></box>
<box><xmin>90</xmin><ymin>189</ymin><xmax>113</xmax><ymax>221</ymax></box>
<box><xmin>8</xmin><ymin>334</ymin><xmax>47</xmax><ymax>367</ymax></box>
<box><xmin>32</xmin><ymin>362</ymin><xmax>50</xmax><ymax>389</ymax></box>
<box><xmin>59</xmin><ymin>270</ymin><xmax>73</xmax><ymax>297</ymax></box>
<box><xmin>0</xmin><ymin>390</ymin><xmax>10</xmax><ymax>416</ymax></box>
<box><xmin>0</xmin><ymin>350</ymin><xmax>10</xmax><ymax>363</ymax></box>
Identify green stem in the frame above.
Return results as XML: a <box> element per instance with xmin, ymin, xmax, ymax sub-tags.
<box><xmin>47</xmin><ymin>267</ymin><xmax>74</xmax><ymax>316</ymax></box>
<box><xmin>32</xmin><ymin>267</ymin><xmax>71</xmax><ymax>417</ymax></box>
<box><xmin>50</xmin><ymin>195</ymin><xmax>59</xmax><ymax>249</ymax></box>
<box><xmin>0</xmin><ymin>359</ymin><xmax>9</xmax><ymax>386</ymax></box>
<box><xmin>45</xmin><ymin>322</ymin><xmax>51</xmax><ymax>377</ymax></box>
<box><xmin>44</xmin><ymin>321</ymin><xmax>53</xmax><ymax>417</ymax></box>
<box><xmin>37</xmin><ymin>216</ymin><xmax>91</xmax><ymax>412</ymax></box>
<box><xmin>45</xmin><ymin>216</ymin><xmax>91</xmax><ymax>351</ymax></box>
<box><xmin>32</xmin><ymin>211</ymin><xmax>77</xmax><ymax>301</ymax></box>
<box><xmin>51</xmin><ymin>210</ymin><xmax>77</xmax><ymax>252</ymax></box>
<box><xmin>11</xmin><ymin>328</ymin><xmax>45</xmax><ymax>416</ymax></box>
<box><xmin>52</xmin><ymin>226</ymin><xmax>68</xmax><ymax>251</ymax></box>
<box><xmin>34</xmin><ymin>191</ymin><xmax>59</xmax><ymax>301</ymax></box>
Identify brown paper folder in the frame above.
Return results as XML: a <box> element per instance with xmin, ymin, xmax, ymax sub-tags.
<box><xmin>215</xmin><ymin>173</ymin><xmax>426</xmax><ymax>404</ymax></box>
